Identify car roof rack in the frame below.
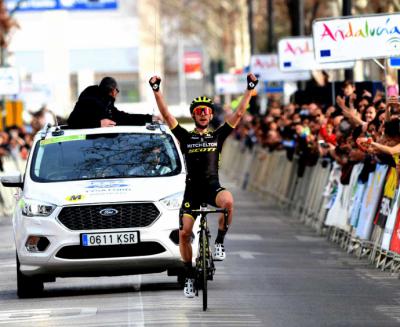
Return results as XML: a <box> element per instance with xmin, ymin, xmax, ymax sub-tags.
<box><xmin>146</xmin><ymin>120</ymin><xmax>167</xmax><ymax>134</ymax></box>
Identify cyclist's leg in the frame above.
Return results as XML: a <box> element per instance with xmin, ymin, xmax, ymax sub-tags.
<box><xmin>207</xmin><ymin>180</ymin><xmax>233</xmax><ymax>230</ymax></box>
<box><xmin>179</xmin><ymin>184</ymin><xmax>199</xmax><ymax>297</ymax></box>
<box><xmin>180</xmin><ymin>187</ymin><xmax>201</xmax><ymax>298</ymax></box>
<box><xmin>179</xmin><ymin>213</ymin><xmax>195</xmax><ymax>265</ymax></box>
<box><xmin>179</xmin><ymin>182</ymin><xmax>198</xmax><ymax>267</ymax></box>
<box><xmin>180</xmin><ymin>217</ymin><xmax>196</xmax><ymax>300</ymax></box>
<box><xmin>211</xmin><ymin>184</ymin><xmax>234</xmax><ymax>261</ymax></box>
<box><xmin>215</xmin><ymin>189</ymin><xmax>234</xmax><ymax>229</ymax></box>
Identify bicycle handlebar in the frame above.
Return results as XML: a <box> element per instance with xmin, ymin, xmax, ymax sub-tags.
<box><xmin>181</xmin><ymin>205</ymin><xmax>229</xmax><ymax>230</ymax></box>
<box><xmin>183</xmin><ymin>207</ymin><xmax>228</xmax><ymax>215</ymax></box>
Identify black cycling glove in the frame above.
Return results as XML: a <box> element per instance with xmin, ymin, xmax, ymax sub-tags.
<box><xmin>247</xmin><ymin>75</ymin><xmax>258</xmax><ymax>90</ymax></box>
<box><xmin>149</xmin><ymin>77</ymin><xmax>161</xmax><ymax>92</ymax></box>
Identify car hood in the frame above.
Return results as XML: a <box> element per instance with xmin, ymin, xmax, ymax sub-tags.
<box><xmin>24</xmin><ymin>175</ymin><xmax>186</xmax><ymax>206</ymax></box>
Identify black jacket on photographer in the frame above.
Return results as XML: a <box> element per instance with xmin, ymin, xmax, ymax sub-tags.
<box><xmin>67</xmin><ymin>80</ymin><xmax>152</xmax><ymax>129</ymax></box>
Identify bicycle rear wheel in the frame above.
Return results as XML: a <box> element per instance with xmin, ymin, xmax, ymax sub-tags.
<box><xmin>201</xmin><ymin>229</ymin><xmax>208</xmax><ymax>311</ymax></box>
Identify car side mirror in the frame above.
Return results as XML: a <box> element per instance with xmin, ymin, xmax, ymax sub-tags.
<box><xmin>1</xmin><ymin>172</ymin><xmax>23</xmax><ymax>189</ymax></box>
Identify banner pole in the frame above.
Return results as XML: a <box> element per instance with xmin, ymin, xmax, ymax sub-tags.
<box><xmin>331</xmin><ymin>75</ymin><xmax>336</xmax><ymax>106</ymax></box>
<box><xmin>373</xmin><ymin>58</ymin><xmax>387</xmax><ymax>100</ymax></box>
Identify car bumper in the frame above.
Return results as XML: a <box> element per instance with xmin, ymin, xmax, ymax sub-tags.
<box><xmin>14</xmin><ymin>208</ymin><xmax>187</xmax><ymax>278</ymax></box>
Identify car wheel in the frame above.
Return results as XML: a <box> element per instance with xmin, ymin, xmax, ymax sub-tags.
<box><xmin>16</xmin><ymin>254</ymin><xmax>44</xmax><ymax>298</ymax></box>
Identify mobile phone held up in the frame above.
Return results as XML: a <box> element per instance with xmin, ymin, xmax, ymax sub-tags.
<box><xmin>282</xmin><ymin>140</ymin><xmax>295</xmax><ymax>148</ymax></box>
<box><xmin>318</xmin><ymin>140</ymin><xmax>330</xmax><ymax>149</ymax></box>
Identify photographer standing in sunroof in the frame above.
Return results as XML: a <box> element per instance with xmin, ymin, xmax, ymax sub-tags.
<box><xmin>67</xmin><ymin>77</ymin><xmax>152</xmax><ymax>129</ymax></box>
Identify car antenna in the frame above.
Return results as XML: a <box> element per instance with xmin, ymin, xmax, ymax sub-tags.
<box><xmin>51</xmin><ymin>111</ymin><xmax>64</xmax><ymax>136</ymax></box>
<box><xmin>40</xmin><ymin>123</ymin><xmax>52</xmax><ymax>140</ymax></box>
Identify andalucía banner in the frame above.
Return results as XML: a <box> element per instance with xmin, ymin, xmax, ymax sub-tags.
<box><xmin>313</xmin><ymin>13</ymin><xmax>400</xmax><ymax>63</ymax></box>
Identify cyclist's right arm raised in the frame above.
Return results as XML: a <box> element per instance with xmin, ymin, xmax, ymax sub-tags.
<box><xmin>149</xmin><ymin>76</ymin><xmax>178</xmax><ymax>129</ymax></box>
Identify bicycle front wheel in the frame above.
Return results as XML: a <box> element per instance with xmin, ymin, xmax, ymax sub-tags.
<box><xmin>201</xmin><ymin>229</ymin><xmax>208</xmax><ymax>311</ymax></box>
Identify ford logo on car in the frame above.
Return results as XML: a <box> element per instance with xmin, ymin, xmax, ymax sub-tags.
<box><xmin>99</xmin><ymin>208</ymin><xmax>119</xmax><ymax>216</ymax></box>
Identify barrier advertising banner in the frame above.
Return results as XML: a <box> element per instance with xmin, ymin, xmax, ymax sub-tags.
<box><xmin>389</xmin><ymin>204</ymin><xmax>400</xmax><ymax>253</ymax></box>
<box><xmin>278</xmin><ymin>37</ymin><xmax>355</xmax><ymax>72</ymax></box>
<box><xmin>349</xmin><ymin>181</ymin><xmax>366</xmax><ymax>227</ymax></box>
<box><xmin>250</xmin><ymin>54</ymin><xmax>311</xmax><ymax>81</ymax></box>
<box><xmin>325</xmin><ymin>183</ymin><xmax>346</xmax><ymax>228</ymax></box>
<box><xmin>324</xmin><ymin>162</ymin><xmax>341</xmax><ymax>210</ymax></box>
<box><xmin>376</xmin><ymin>166</ymin><xmax>398</xmax><ymax>227</ymax></box>
<box><xmin>325</xmin><ymin>163</ymin><xmax>362</xmax><ymax>230</ymax></box>
<box><xmin>312</xmin><ymin>13</ymin><xmax>400</xmax><ymax>63</ymax></box>
<box><xmin>381</xmin><ymin>187</ymin><xmax>400</xmax><ymax>251</ymax></box>
<box><xmin>346</xmin><ymin>164</ymin><xmax>364</xmax><ymax>222</ymax></box>
<box><xmin>356</xmin><ymin>164</ymin><xmax>388</xmax><ymax>240</ymax></box>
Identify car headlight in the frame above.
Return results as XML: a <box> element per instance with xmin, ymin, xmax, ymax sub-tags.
<box><xmin>160</xmin><ymin>192</ymin><xmax>184</xmax><ymax>210</ymax></box>
<box><xmin>19</xmin><ymin>198</ymin><xmax>56</xmax><ymax>217</ymax></box>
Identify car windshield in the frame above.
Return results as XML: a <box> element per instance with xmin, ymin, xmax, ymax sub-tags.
<box><xmin>31</xmin><ymin>133</ymin><xmax>182</xmax><ymax>182</ymax></box>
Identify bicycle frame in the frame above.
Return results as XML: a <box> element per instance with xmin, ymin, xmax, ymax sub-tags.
<box><xmin>182</xmin><ymin>204</ymin><xmax>228</xmax><ymax>311</ymax></box>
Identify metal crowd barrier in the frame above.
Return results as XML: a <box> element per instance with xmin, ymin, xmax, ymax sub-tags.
<box><xmin>221</xmin><ymin>137</ymin><xmax>400</xmax><ymax>276</ymax></box>
<box><xmin>221</xmin><ymin>138</ymin><xmax>331</xmax><ymax>234</ymax></box>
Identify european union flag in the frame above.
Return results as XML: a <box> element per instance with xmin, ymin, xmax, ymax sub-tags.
<box><xmin>320</xmin><ymin>50</ymin><xmax>331</xmax><ymax>57</ymax></box>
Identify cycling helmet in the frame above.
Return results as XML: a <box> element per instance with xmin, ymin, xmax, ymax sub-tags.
<box><xmin>189</xmin><ymin>96</ymin><xmax>214</xmax><ymax>114</ymax></box>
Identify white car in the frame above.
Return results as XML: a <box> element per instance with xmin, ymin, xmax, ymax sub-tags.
<box><xmin>1</xmin><ymin>123</ymin><xmax>190</xmax><ymax>298</ymax></box>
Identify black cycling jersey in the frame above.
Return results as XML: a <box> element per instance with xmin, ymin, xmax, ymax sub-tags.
<box><xmin>171</xmin><ymin>122</ymin><xmax>233</xmax><ymax>182</ymax></box>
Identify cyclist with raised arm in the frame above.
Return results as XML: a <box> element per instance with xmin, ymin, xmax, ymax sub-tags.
<box><xmin>149</xmin><ymin>73</ymin><xmax>258</xmax><ymax>298</ymax></box>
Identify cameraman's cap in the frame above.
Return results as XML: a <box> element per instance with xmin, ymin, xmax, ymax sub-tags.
<box><xmin>99</xmin><ymin>77</ymin><xmax>118</xmax><ymax>93</ymax></box>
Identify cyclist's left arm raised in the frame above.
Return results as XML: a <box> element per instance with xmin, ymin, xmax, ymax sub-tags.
<box><xmin>226</xmin><ymin>73</ymin><xmax>258</xmax><ymax>128</ymax></box>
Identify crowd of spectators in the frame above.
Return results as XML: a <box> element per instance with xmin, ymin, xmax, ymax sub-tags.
<box><xmin>2</xmin><ymin>78</ymin><xmax>400</xmax><ymax>188</ymax></box>
<box><xmin>233</xmin><ymin>80</ymin><xmax>400</xmax><ymax>184</ymax></box>
<box><xmin>0</xmin><ymin>106</ymin><xmax>64</xmax><ymax>171</ymax></box>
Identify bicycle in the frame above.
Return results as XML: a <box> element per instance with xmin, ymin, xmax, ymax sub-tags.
<box><xmin>183</xmin><ymin>204</ymin><xmax>228</xmax><ymax>311</ymax></box>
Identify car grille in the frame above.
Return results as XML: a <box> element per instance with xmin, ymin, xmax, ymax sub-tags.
<box><xmin>58</xmin><ymin>203</ymin><xmax>160</xmax><ymax>230</ymax></box>
<box><xmin>55</xmin><ymin>242</ymin><xmax>166</xmax><ymax>259</ymax></box>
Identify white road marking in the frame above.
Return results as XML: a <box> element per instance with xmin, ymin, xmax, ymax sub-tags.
<box><xmin>230</xmin><ymin>251</ymin><xmax>267</xmax><ymax>259</ymax></box>
<box><xmin>295</xmin><ymin>235</ymin><xmax>324</xmax><ymax>242</ymax></box>
<box><xmin>0</xmin><ymin>259</ymin><xmax>15</xmax><ymax>269</ymax></box>
<box><xmin>376</xmin><ymin>305</ymin><xmax>400</xmax><ymax>322</ymax></box>
<box><xmin>128</xmin><ymin>275</ymin><xmax>144</xmax><ymax>327</ymax></box>
<box><xmin>226</xmin><ymin>234</ymin><xmax>263</xmax><ymax>241</ymax></box>
<box><xmin>0</xmin><ymin>307</ymin><xmax>97</xmax><ymax>324</ymax></box>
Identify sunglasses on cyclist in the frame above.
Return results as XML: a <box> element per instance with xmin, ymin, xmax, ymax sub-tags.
<box><xmin>193</xmin><ymin>106</ymin><xmax>213</xmax><ymax>115</ymax></box>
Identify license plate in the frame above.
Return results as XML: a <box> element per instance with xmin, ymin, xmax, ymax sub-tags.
<box><xmin>81</xmin><ymin>231</ymin><xmax>139</xmax><ymax>246</ymax></box>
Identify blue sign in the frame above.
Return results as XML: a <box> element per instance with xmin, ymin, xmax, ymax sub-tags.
<box><xmin>6</xmin><ymin>0</ymin><xmax>118</xmax><ymax>11</ymax></box>
<box><xmin>320</xmin><ymin>49</ymin><xmax>331</xmax><ymax>58</ymax></box>
<box><xmin>389</xmin><ymin>57</ymin><xmax>400</xmax><ymax>68</ymax></box>
<box><xmin>264</xmin><ymin>81</ymin><xmax>284</xmax><ymax>94</ymax></box>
